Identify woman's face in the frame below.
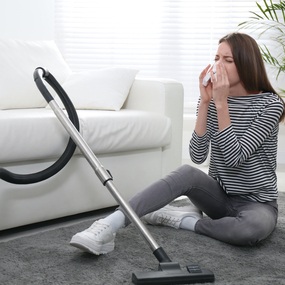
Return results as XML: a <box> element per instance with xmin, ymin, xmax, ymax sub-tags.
<box><xmin>215</xmin><ymin>42</ymin><xmax>243</xmax><ymax>93</ymax></box>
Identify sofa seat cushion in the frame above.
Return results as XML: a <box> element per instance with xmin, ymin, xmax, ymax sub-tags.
<box><xmin>0</xmin><ymin>109</ymin><xmax>171</xmax><ymax>163</ymax></box>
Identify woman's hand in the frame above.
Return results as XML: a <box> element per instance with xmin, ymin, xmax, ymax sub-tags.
<box><xmin>199</xmin><ymin>62</ymin><xmax>230</xmax><ymax>108</ymax></box>
<box><xmin>199</xmin><ymin>64</ymin><xmax>213</xmax><ymax>104</ymax></box>
<box><xmin>211</xmin><ymin>61</ymin><xmax>231</xmax><ymax>131</ymax></box>
<box><xmin>199</xmin><ymin>61</ymin><xmax>231</xmax><ymax>132</ymax></box>
<box><xmin>211</xmin><ymin>62</ymin><xmax>230</xmax><ymax>109</ymax></box>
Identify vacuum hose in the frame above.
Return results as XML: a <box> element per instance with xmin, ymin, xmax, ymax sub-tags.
<box><xmin>0</xmin><ymin>68</ymin><xmax>79</xmax><ymax>184</ymax></box>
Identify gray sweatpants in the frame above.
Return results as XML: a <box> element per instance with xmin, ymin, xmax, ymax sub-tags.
<box><xmin>122</xmin><ymin>164</ymin><xmax>278</xmax><ymax>246</ymax></box>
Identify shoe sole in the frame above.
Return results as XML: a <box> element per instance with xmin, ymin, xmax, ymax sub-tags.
<box><xmin>164</xmin><ymin>204</ymin><xmax>202</xmax><ymax>215</ymax></box>
<box><xmin>70</xmin><ymin>235</ymin><xmax>115</xmax><ymax>255</ymax></box>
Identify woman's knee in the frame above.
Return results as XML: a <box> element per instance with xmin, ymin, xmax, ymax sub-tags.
<box><xmin>165</xmin><ymin>164</ymin><xmax>196</xmax><ymax>186</ymax></box>
<box><xmin>229</xmin><ymin>227</ymin><xmax>262</xmax><ymax>246</ymax></box>
<box><xmin>230</xmin><ymin>212</ymin><xmax>276</xmax><ymax>246</ymax></box>
<box><xmin>175</xmin><ymin>164</ymin><xmax>196</xmax><ymax>175</ymax></box>
<box><xmin>172</xmin><ymin>164</ymin><xmax>208</xmax><ymax>182</ymax></box>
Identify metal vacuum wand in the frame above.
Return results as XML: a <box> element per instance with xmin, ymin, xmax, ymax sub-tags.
<box><xmin>48</xmin><ymin>99</ymin><xmax>171</xmax><ymax>261</ymax></box>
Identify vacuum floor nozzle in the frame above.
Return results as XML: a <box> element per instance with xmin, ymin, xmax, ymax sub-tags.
<box><xmin>132</xmin><ymin>262</ymin><xmax>215</xmax><ymax>284</ymax></box>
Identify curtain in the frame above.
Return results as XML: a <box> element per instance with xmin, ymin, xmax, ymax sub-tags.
<box><xmin>55</xmin><ymin>0</ymin><xmax>260</xmax><ymax>112</ymax></box>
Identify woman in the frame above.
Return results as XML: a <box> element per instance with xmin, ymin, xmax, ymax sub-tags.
<box><xmin>70</xmin><ymin>32</ymin><xmax>285</xmax><ymax>254</ymax></box>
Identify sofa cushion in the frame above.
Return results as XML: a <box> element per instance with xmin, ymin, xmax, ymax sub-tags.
<box><xmin>60</xmin><ymin>68</ymin><xmax>138</xmax><ymax>111</ymax></box>
<box><xmin>0</xmin><ymin>109</ymin><xmax>171</xmax><ymax>163</ymax></box>
<box><xmin>0</xmin><ymin>39</ymin><xmax>71</xmax><ymax>109</ymax></box>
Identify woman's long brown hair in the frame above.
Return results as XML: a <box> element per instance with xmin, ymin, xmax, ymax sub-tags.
<box><xmin>219</xmin><ymin>32</ymin><xmax>285</xmax><ymax>122</ymax></box>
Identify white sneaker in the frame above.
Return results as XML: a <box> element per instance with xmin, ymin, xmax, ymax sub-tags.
<box><xmin>70</xmin><ymin>220</ymin><xmax>115</xmax><ymax>255</ymax></box>
<box><xmin>143</xmin><ymin>204</ymin><xmax>202</xmax><ymax>229</ymax></box>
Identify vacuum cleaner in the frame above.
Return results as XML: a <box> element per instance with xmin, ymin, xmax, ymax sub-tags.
<box><xmin>2</xmin><ymin>67</ymin><xmax>215</xmax><ymax>284</ymax></box>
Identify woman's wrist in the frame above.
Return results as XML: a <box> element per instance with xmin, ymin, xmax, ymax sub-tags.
<box><xmin>199</xmin><ymin>99</ymin><xmax>210</xmax><ymax>108</ymax></box>
<box><xmin>214</xmin><ymin>99</ymin><xmax>228</xmax><ymax>111</ymax></box>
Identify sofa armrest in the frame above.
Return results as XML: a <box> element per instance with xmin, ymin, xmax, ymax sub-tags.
<box><xmin>124</xmin><ymin>78</ymin><xmax>184</xmax><ymax>176</ymax></box>
<box><xmin>124</xmin><ymin>78</ymin><xmax>183</xmax><ymax>113</ymax></box>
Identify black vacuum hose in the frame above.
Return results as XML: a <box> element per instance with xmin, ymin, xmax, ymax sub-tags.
<box><xmin>0</xmin><ymin>68</ymin><xmax>79</xmax><ymax>184</ymax></box>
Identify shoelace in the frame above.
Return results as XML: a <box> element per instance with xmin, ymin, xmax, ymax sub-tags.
<box><xmin>87</xmin><ymin>222</ymin><xmax>109</xmax><ymax>236</ymax></box>
<box><xmin>157</xmin><ymin>215</ymin><xmax>180</xmax><ymax>227</ymax></box>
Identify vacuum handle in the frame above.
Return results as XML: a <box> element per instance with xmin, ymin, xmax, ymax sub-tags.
<box><xmin>34</xmin><ymin>68</ymin><xmax>54</xmax><ymax>103</ymax></box>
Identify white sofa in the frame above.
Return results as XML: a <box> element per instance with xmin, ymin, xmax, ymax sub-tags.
<box><xmin>0</xmin><ymin>39</ymin><xmax>184</xmax><ymax>231</ymax></box>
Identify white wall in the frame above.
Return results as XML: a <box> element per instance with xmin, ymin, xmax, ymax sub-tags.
<box><xmin>0</xmin><ymin>0</ymin><xmax>54</xmax><ymax>40</ymax></box>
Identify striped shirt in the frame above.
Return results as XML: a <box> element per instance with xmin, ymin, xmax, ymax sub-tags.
<box><xmin>189</xmin><ymin>92</ymin><xmax>284</xmax><ymax>202</ymax></box>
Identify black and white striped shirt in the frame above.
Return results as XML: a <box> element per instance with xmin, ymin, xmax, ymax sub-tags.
<box><xmin>189</xmin><ymin>92</ymin><xmax>284</xmax><ymax>202</ymax></box>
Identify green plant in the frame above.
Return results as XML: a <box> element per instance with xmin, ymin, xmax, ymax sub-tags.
<box><xmin>239</xmin><ymin>0</ymin><xmax>285</xmax><ymax>82</ymax></box>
